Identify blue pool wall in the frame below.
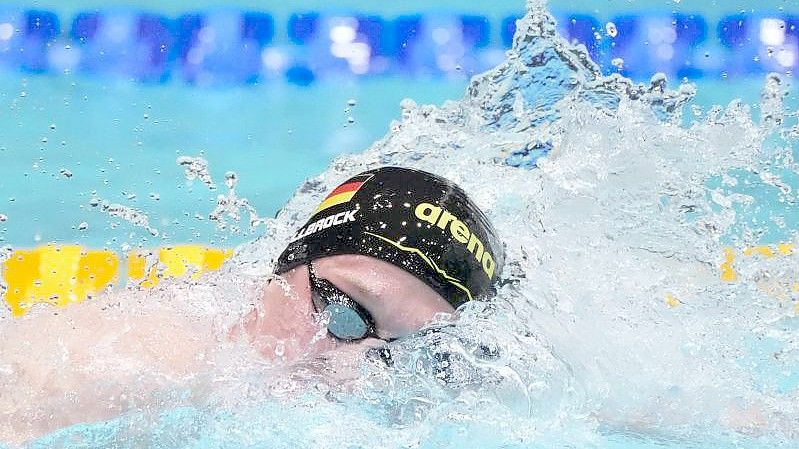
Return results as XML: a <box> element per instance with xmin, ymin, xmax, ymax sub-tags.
<box><xmin>1</xmin><ymin>5</ymin><xmax>799</xmax><ymax>85</ymax></box>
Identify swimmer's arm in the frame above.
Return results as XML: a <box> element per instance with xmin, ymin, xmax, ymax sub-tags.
<box><xmin>0</xmin><ymin>295</ymin><xmax>215</xmax><ymax>446</ymax></box>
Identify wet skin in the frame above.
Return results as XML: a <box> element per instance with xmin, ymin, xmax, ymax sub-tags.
<box><xmin>0</xmin><ymin>254</ymin><xmax>454</xmax><ymax>445</ymax></box>
<box><xmin>236</xmin><ymin>254</ymin><xmax>456</xmax><ymax>361</ymax></box>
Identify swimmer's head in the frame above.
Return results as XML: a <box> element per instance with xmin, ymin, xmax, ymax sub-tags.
<box><xmin>275</xmin><ymin>166</ymin><xmax>505</xmax><ymax>310</ymax></box>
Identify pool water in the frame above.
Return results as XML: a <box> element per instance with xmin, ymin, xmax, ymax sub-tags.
<box><xmin>2</xmin><ymin>0</ymin><xmax>799</xmax><ymax>448</ymax></box>
<box><xmin>0</xmin><ymin>73</ymin><xmax>467</xmax><ymax>248</ymax></box>
<box><xmin>1</xmin><ymin>74</ymin><xmax>790</xmax><ymax>248</ymax></box>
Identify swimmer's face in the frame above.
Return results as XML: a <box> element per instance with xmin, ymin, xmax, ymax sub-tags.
<box><xmin>239</xmin><ymin>254</ymin><xmax>455</xmax><ymax>361</ymax></box>
<box><xmin>310</xmin><ymin>254</ymin><xmax>456</xmax><ymax>342</ymax></box>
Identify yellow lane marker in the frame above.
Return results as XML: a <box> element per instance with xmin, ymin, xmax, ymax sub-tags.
<box><xmin>127</xmin><ymin>245</ymin><xmax>234</xmax><ymax>288</ymax></box>
<box><xmin>722</xmin><ymin>243</ymin><xmax>795</xmax><ymax>283</ymax></box>
<box><xmin>720</xmin><ymin>248</ymin><xmax>737</xmax><ymax>282</ymax></box>
<box><xmin>4</xmin><ymin>243</ymin><xmax>797</xmax><ymax>316</ymax></box>
<box><xmin>2</xmin><ymin>245</ymin><xmax>118</xmax><ymax>317</ymax></box>
<box><xmin>2</xmin><ymin>245</ymin><xmax>232</xmax><ymax>317</ymax></box>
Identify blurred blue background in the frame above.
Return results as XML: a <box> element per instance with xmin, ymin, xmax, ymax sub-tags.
<box><xmin>0</xmin><ymin>0</ymin><xmax>797</xmax><ymax>248</ymax></box>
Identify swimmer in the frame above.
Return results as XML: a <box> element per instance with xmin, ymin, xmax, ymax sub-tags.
<box><xmin>0</xmin><ymin>166</ymin><xmax>505</xmax><ymax>444</ymax></box>
<box><xmin>234</xmin><ymin>166</ymin><xmax>504</xmax><ymax>360</ymax></box>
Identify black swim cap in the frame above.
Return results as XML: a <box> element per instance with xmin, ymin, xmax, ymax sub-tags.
<box><xmin>275</xmin><ymin>167</ymin><xmax>504</xmax><ymax>308</ymax></box>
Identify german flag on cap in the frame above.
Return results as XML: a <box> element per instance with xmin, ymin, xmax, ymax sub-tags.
<box><xmin>314</xmin><ymin>173</ymin><xmax>373</xmax><ymax>215</ymax></box>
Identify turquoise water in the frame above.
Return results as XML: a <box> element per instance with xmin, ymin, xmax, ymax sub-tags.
<box><xmin>0</xmin><ymin>73</ymin><xmax>467</xmax><ymax>247</ymax></box>
<box><xmin>2</xmin><ymin>74</ymin><xmax>793</xmax><ymax>249</ymax></box>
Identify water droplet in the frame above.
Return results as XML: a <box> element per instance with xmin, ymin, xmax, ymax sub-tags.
<box><xmin>143</xmin><ymin>114</ymin><xmax>149</xmax><ymax>120</ymax></box>
<box><xmin>49</xmin><ymin>123</ymin><xmax>56</xmax><ymax>130</ymax></box>
<box><xmin>78</xmin><ymin>222</ymin><xmax>88</xmax><ymax>231</ymax></box>
<box><xmin>59</xmin><ymin>168</ymin><xmax>73</xmax><ymax>178</ymax></box>
<box><xmin>225</xmin><ymin>171</ymin><xmax>238</xmax><ymax>189</ymax></box>
<box><xmin>19</xmin><ymin>91</ymin><xmax>26</xmax><ymax>98</ymax></box>
<box><xmin>149</xmin><ymin>192</ymin><xmax>160</xmax><ymax>201</ymax></box>
<box><xmin>347</xmin><ymin>116</ymin><xmax>355</xmax><ymax>124</ymax></box>
<box><xmin>347</xmin><ymin>99</ymin><xmax>357</xmax><ymax>107</ymax></box>
<box><xmin>0</xmin><ymin>214</ymin><xmax>7</xmax><ymax>222</ymax></box>
<box><xmin>606</xmin><ymin>22</ymin><xmax>618</xmax><ymax>38</ymax></box>
<box><xmin>41</xmin><ymin>137</ymin><xmax>48</xmax><ymax>143</ymax></box>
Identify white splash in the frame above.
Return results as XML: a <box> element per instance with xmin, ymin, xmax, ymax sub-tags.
<box><xmin>92</xmin><ymin>197</ymin><xmax>160</xmax><ymax>237</ymax></box>
<box><xmin>208</xmin><ymin>171</ymin><xmax>266</xmax><ymax>234</ymax></box>
<box><xmin>177</xmin><ymin>155</ymin><xmax>217</xmax><ymax>190</ymax></box>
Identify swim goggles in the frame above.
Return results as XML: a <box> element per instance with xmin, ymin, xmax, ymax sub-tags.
<box><xmin>308</xmin><ymin>261</ymin><xmax>388</xmax><ymax>342</ymax></box>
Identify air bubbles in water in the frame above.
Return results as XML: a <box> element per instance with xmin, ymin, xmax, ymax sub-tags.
<box><xmin>77</xmin><ymin>222</ymin><xmax>88</xmax><ymax>231</ymax></box>
<box><xmin>0</xmin><ymin>214</ymin><xmax>7</xmax><ymax>223</ymax></box>
<box><xmin>59</xmin><ymin>168</ymin><xmax>73</xmax><ymax>179</ymax></box>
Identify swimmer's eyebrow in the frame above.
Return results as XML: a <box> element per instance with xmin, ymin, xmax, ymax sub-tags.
<box><xmin>333</xmin><ymin>268</ymin><xmax>388</xmax><ymax>303</ymax></box>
